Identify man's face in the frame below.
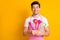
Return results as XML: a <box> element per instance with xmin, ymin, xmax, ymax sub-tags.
<box><xmin>31</xmin><ymin>4</ymin><xmax>40</xmax><ymax>15</ymax></box>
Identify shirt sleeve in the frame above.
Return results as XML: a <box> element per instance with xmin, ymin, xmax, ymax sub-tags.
<box><xmin>43</xmin><ymin>18</ymin><xmax>48</xmax><ymax>27</ymax></box>
<box><xmin>45</xmin><ymin>19</ymin><xmax>49</xmax><ymax>27</ymax></box>
<box><xmin>44</xmin><ymin>18</ymin><xmax>49</xmax><ymax>28</ymax></box>
<box><xmin>24</xmin><ymin>18</ymin><xmax>29</xmax><ymax>28</ymax></box>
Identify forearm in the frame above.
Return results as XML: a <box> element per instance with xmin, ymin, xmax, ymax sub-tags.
<box><xmin>44</xmin><ymin>31</ymin><xmax>49</xmax><ymax>36</ymax></box>
<box><xmin>24</xmin><ymin>29</ymin><xmax>32</xmax><ymax>36</ymax></box>
<box><xmin>37</xmin><ymin>31</ymin><xmax>49</xmax><ymax>36</ymax></box>
<box><xmin>33</xmin><ymin>30</ymin><xmax>49</xmax><ymax>36</ymax></box>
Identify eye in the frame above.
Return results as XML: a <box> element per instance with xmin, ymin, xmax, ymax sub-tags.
<box><xmin>36</xmin><ymin>6</ymin><xmax>39</xmax><ymax>8</ymax></box>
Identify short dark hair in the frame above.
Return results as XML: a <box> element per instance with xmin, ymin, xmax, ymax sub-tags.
<box><xmin>31</xmin><ymin>1</ymin><xmax>40</xmax><ymax>8</ymax></box>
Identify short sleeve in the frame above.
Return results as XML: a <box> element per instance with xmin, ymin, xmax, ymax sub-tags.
<box><xmin>43</xmin><ymin>18</ymin><xmax>49</xmax><ymax>28</ymax></box>
<box><xmin>24</xmin><ymin>18</ymin><xmax>29</xmax><ymax>28</ymax></box>
<box><xmin>41</xmin><ymin>16</ymin><xmax>49</xmax><ymax>28</ymax></box>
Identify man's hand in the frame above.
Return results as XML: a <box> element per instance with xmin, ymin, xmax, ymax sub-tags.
<box><xmin>36</xmin><ymin>30</ymin><xmax>44</xmax><ymax>36</ymax></box>
<box><xmin>32</xmin><ymin>30</ymin><xmax>44</xmax><ymax>36</ymax></box>
<box><xmin>32</xmin><ymin>30</ymin><xmax>38</xmax><ymax>35</ymax></box>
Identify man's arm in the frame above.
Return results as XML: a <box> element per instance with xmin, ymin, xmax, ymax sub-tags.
<box><xmin>23</xmin><ymin>18</ymin><xmax>32</xmax><ymax>35</ymax></box>
<box><xmin>23</xmin><ymin>27</ymin><xmax>28</xmax><ymax>35</ymax></box>
<box><xmin>35</xmin><ymin>26</ymin><xmax>50</xmax><ymax>36</ymax></box>
<box><xmin>23</xmin><ymin>27</ymin><xmax>32</xmax><ymax>35</ymax></box>
<box><xmin>44</xmin><ymin>26</ymin><xmax>50</xmax><ymax>36</ymax></box>
<box><xmin>36</xmin><ymin>18</ymin><xmax>50</xmax><ymax>36</ymax></box>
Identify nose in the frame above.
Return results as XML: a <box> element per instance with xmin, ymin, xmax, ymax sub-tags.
<box><xmin>34</xmin><ymin>8</ymin><xmax>37</xmax><ymax>11</ymax></box>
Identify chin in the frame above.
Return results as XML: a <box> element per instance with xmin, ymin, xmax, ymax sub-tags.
<box><xmin>34</xmin><ymin>13</ymin><xmax>38</xmax><ymax>15</ymax></box>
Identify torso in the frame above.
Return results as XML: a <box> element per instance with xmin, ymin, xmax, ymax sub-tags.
<box><xmin>26</xmin><ymin>15</ymin><xmax>47</xmax><ymax>40</ymax></box>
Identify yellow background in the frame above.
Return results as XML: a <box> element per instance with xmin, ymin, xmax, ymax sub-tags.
<box><xmin>0</xmin><ymin>0</ymin><xmax>60</xmax><ymax>40</ymax></box>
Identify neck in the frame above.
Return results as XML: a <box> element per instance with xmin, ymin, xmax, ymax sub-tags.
<box><xmin>32</xmin><ymin>13</ymin><xmax>40</xmax><ymax>18</ymax></box>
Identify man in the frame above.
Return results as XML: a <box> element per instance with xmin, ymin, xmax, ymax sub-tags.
<box><xmin>24</xmin><ymin>1</ymin><xmax>49</xmax><ymax>40</ymax></box>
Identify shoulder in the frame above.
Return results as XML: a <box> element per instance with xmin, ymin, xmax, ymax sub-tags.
<box><xmin>25</xmin><ymin>16</ymin><xmax>31</xmax><ymax>21</ymax></box>
<box><xmin>40</xmin><ymin>15</ymin><xmax>48</xmax><ymax>23</ymax></box>
<box><xmin>40</xmin><ymin>15</ymin><xmax>47</xmax><ymax>21</ymax></box>
<box><xmin>40</xmin><ymin>15</ymin><xmax>49</xmax><ymax>27</ymax></box>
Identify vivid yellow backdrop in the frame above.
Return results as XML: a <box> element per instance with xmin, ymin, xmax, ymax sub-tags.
<box><xmin>0</xmin><ymin>0</ymin><xmax>60</xmax><ymax>40</ymax></box>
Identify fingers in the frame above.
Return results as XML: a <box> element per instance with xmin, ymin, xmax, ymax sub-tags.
<box><xmin>31</xmin><ymin>30</ymin><xmax>44</xmax><ymax>37</ymax></box>
<box><xmin>36</xmin><ymin>30</ymin><xmax>44</xmax><ymax>36</ymax></box>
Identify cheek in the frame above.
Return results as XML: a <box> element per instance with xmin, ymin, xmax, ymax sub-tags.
<box><xmin>32</xmin><ymin>8</ymin><xmax>35</xmax><ymax>11</ymax></box>
<box><xmin>32</xmin><ymin>8</ymin><xmax>40</xmax><ymax>12</ymax></box>
<box><xmin>37</xmin><ymin>8</ymin><xmax>40</xmax><ymax>11</ymax></box>
<box><xmin>32</xmin><ymin>9</ymin><xmax>37</xmax><ymax>12</ymax></box>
